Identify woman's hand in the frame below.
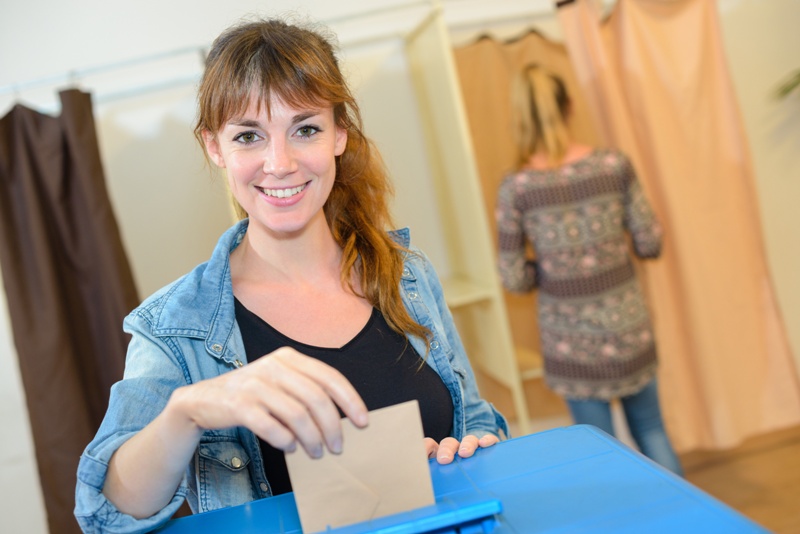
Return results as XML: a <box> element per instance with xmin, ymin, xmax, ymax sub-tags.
<box><xmin>172</xmin><ymin>346</ymin><xmax>368</xmax><ymax>458</ymax></box>
<box><xmin>105</xmin><ymin>346</ymin><xmax>366</xmax><ymax>519</ymax></box>
<box><xmin>424</xmin><ymin>434</ymin><xmax>500</xmax><ymax>465</ymax></box>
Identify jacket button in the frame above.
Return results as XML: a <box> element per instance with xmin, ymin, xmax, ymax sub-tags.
<box><xmin>260</xmin><ymin>483</ymin><xmax>269</xmax><ymax>492</ymax></box>
<box><xmin>402</xmin><ymin>268</ymin><xmax>410</xmax><ymax>277</ymax></box>
<box><xmin>430</xmin><ymin>340</ymin><xmax>439</xmax><ymax>350</ymax></box>
<box><xmin>234</xmin><ymin>359</ymin><xmax>244</xmax><ymax>368</ymax></box>
<box><xmin>408</xmin><ymin>291</ymin><xmax>418</xmax><ymax>300</ymax></box>
<box><xmin>231</xmin><ymin>457</ymin><xmax>243</xmax><ymax>469</ymax></box>
<box><xmin>211</xmin><ymin>344</ymin><xmax>223</xmax><ymax>352</ymax></box>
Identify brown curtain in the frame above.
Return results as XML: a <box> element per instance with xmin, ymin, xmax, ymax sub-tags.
<box><xmin>454</xmin><ymin>0</ymin><xmax>800</xmax><ymax>452</ymax></box>
<box><xmin>0</xmin><ymin>89</ymin><xmax>138</xmax><ymax>533</ymax></box>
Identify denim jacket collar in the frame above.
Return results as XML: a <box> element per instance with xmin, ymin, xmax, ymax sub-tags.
<box><xmin>146</xmin><ymin>220</ymin><xmax>412</xmax><ymax>369</ymax></box>
<box><xmin>146</xmin><ymin>220</ymin><xmax>248</xmax><ymax>368</ymax></box>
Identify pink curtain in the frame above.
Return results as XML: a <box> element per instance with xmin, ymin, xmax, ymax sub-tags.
<box><xmin>556</xmin><ymin>0</ymin><xmax>800</xmax><ymax>450</ymax></box>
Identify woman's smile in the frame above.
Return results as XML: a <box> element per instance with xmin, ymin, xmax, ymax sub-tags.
<box><xmin>257</xmin><ymin>182</ymin><xmax>308</xmax><ymax>199</ymax></box>
<box><xmin>256</xmin><ymin>181</ymin><xmax>311</xmax><ymax>207</ymax></box>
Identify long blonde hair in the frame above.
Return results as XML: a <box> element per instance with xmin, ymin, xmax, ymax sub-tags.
<box><xmin>194</xmin><ymin>18</ymin><xmax>431</xmax><ymax>347</ymax></box>
<box><xmin>512</xmin><ymin>65</ymin><xmax>571</xmax><ymax>168</ymax></box>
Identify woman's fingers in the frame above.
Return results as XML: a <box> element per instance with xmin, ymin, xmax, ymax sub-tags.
<box><xmin>237</xmin><ymin>403</ymin><xmax>298</xmax><ymax>452</ymax></box>
<box><xmin>457</xmin><ymin>435</ymin><xmax>480</xmax><ymax>459</ymax></box>
<box><xmin>478</xmin><ymin>434</ymin><xmax>500</xmax><ymax>448</ymax></box>
<box><xmin>252</xmin><ymin>388</ymin><xmax>331</xmax><ymax>457</ymax></box>
<box><xmin>273</xmin><ymin>348</ymin><xmax>369</xmax><ymax>428</ymax></box>
<box><xmin>435</xmin><ymin>437</ymin><xmax>461</xmax><ymax>464</ymax></box>
<box><xmin>423</xmin><ymin>434</ymin><xmax>500</xmax><ymax>465</ymax></box>
<box><xmin>424</xmin><ymin>438</ymin><xmax>439</xmax><ymax>459</ymax></box>
<box><xmin>258</xmin><ymin>358</ymin><xmax>347</xmax><ymax>456</ymax></box>
<box><xmin>179</xmin><ymin>347</ymin><xmax>367</xmax><ymax>458</ymax></box>
<box><xmin>457</xmin><ymin>434</ymin><xmax>500</xmax><ymax>459</ymax></box>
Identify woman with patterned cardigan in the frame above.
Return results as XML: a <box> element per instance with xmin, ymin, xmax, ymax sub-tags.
<box><xmin>496</xmin><ymin>64</ymin><xmax>682</xmax><ymax>475</ymax></box>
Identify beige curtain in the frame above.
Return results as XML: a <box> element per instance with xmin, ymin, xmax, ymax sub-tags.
<box><xmin>454</xmin><ymin>0</ymin><xmax>800</xmax><ymax>452</ymax></box>
<box><xmin>557</xmin><ymin>0</ymin><xmax>800</xmax><ymax>451</ymax></box>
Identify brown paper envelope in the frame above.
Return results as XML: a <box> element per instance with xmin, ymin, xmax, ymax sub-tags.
<box><xmin>285</xmin><ymin>400</ymin><xmax>435</xmax><ymax>533</ymax></box>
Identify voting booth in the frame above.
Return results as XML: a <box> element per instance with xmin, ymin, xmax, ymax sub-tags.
<box><xmin>154</xmin><ymin>425</ymin><xmax>768</xmax><ymax>534</ymax></box>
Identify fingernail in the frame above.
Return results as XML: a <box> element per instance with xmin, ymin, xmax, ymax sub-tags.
<box><xmin>311</xmin><ymin>446</ymin><xmax>323</xmax><ymax>459</ymax></box>
<box><xmin>331</xmin><ymin>437</ymin><xmax>342</xmax><ymax>455</ymax></box>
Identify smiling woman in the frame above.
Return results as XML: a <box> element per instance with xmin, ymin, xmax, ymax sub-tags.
<box><xmin>202</xmin><ymin>98</ymin><xmax>347</xmax><ymax>238</ymax></box>
<box><xmin>73</xmin><ymin>16</ymin><xmax>507</xmax><ymax>534</ymax></box>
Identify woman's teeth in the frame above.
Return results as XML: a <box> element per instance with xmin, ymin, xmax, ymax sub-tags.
<box><xmin>261</xmin><ymin>184</ymin><xmax>306</xmax><ymax>198</ymax></box>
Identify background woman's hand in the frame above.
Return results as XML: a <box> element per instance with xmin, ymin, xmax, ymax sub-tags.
<box><xmin>172</xmin><ymin>346</ymin><xmax>368</xmax><ymax>458</ymax></box>
<box><xmin>424</xmin><ymin>434</ymin><xmax>500</xmax><ymax>464</ymax></box>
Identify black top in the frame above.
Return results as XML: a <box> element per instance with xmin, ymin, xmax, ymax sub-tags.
<box><xmin>234</xmin><ymin>298</ymin><xmax>454</xmax><ymax>495</ymax></box>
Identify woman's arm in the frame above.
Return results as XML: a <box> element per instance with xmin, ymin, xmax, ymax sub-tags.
<box><xmin>621</xmin><ymin>154</ymin><xmax>663</xmax><ymax>258</ymax></box>
<box><xmin>103</xmin><ymin>390</ymin><xmax>204</xmax><ymax>518</ymax></box>
<box><xmin>103</xmin><ymin>347</ymin><xmax>369</xmax><ymax>518</ymax></box>
<box><xmin>496</xmin><ymin>175</ymin><xmax>538</xmax><ymax>292</ymax></box>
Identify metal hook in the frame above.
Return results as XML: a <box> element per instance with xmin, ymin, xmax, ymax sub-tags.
<box><xmin>67</xmin><ymin>69</ymin><xmax>79</xmax><ymax>88</ymax></box>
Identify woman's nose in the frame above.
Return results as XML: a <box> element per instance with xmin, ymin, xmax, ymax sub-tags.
<box><xmin>263</xmin><ymin>138</ymin><xmax>297</xmax><ymax>178</ymax></box>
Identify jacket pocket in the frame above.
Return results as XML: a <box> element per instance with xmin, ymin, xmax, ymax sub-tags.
<box><xmin>196</xmin><ymin>439</ymin><xmax>256</xmax><ymax>512</ymax></box>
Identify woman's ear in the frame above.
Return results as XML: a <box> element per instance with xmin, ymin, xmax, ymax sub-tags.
<box><xmin>202</xmin><ymin>130</ymin><xmax>226</xmax><ymax>168</ymax></box>
<box><xmin>334</xmin><ymin>127</ymin><xmax>348</xmax><ymax>157</ymax></box>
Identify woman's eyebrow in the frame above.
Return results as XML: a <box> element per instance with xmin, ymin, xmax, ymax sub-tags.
<box><xmin>292</xmin><ymin>111</ymin><xmax>321</xmax><ymax>124</ymax></box>
<box><xmin>227</xmin><ymin>111</ymin><xmax>321</xmax><ymax>128</ymax></box>
<box><xmin>229</xmin><ymin>119</ymin><xmax>261</xmax><ymax>128</ymax></box>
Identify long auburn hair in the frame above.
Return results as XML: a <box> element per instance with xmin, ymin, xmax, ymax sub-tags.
<box><xmin>512</xmin><ymin>64</ymin><xmax>571</xmax><ymax>168</ymax></box>
<box><xmin>194</xmin><ymin>17</ymin><xmax>430</xmax><ymax>347</ymax></box>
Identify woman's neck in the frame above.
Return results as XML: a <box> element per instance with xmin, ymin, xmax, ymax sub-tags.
<box><xmin>526</xmin><ymin>143</ymin><xmax>594</xmax><ymax>170</ymax></box>
<box><xmin>231</xmin><ymin>220</ymin><xmax>343</xmax><ymax>288</ymax></box>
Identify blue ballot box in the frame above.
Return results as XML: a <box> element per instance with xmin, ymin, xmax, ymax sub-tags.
<box><xmin>153</xmin><ymin>425</ymin><xmax>769</xmax><ymax>533</ymax></box>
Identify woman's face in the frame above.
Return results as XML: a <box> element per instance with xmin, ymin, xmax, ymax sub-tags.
<box><xmin>204</xmin><ymin>94</ymin><xmax>347</xmax><ymax>238</ymax></box>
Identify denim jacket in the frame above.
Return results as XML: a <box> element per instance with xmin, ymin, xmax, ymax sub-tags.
<box><xmin>74</xmin><ymin>220</ymin><xmax>508</xmax><ymax>534</ymax></box>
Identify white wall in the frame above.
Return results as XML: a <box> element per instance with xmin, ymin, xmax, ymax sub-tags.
<box><xmin>1</xmin><ymin>0</ymin><xmax>798</xmax><ymax>531</ymax></box>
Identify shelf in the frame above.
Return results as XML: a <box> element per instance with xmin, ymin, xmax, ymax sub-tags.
<box><xmin>398</xmin><ymin>6</ymin><xmax>531</xmax><ymax>434</ymax></box>
<box><xmin>517</xmin><ymin>346</ymin><xmax>544</xmax><ymax>381</ymax></box>
<box><xmin>440</xmin><ymin>277</ymin><xmax>494</xmax><ymax>309</ymax></box>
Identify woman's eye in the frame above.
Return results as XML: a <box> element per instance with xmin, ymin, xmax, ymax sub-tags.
<box><xmin>297</xmin><ymin>125</ymin><xmax>319</xmax><ymax>138</ymax></box>
<box><xmin>234</xmin><ymin>131</ymin><xmax>261</xmax><ymax>144</ymax></box>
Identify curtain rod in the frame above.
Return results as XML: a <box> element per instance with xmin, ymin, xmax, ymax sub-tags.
<box><xmin>4</xmin><ymin>0</ymin><xmax>589</xmax><ymax>101</ymax></box>
<box><xmin>444</xmin><ymin>0</ymin><xmax>615</xmax><ymax>31</ymax></box>
<box><xmin>323</xmin><ymin>0</ymin><xmax>431</xmax><ymax>27</ymax></box>
<box><xmin>444</xmin><ymin>5</ymin><xmax>554</xmax><ymax>31</ymax></box>
<box><xmin>0</xmin><ymin>0</ymin><xmax>437</xmax><ymax>98</ymax></box>
<box><xmin>0</xmin><ymin>46</ymin><xmax>207</xmax><ymax>98</ymax></box>
<box><xmin>4</xmin><ymin>0</ymin><xmax>580</xmax><ymax>99</ymax></box>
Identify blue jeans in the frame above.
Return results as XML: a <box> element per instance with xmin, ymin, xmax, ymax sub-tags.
<box><xmin>566</xmin><ymin>379</ymin><xmax>684</xmax><ymax>476</ymax></box>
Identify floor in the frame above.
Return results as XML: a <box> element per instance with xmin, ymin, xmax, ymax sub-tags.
<box><xmin>681</xmin><ymin>425</ymin><xmax>800</xmax><ymax>534</ymax></box>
